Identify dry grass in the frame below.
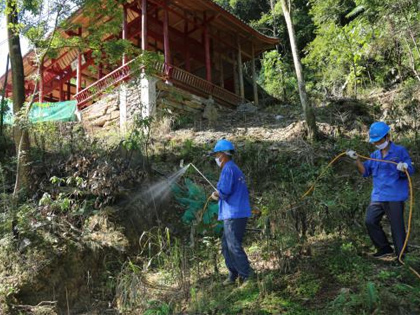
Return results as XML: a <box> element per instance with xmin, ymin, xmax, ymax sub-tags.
<box><xmin>151</xmin><ymin>115</ymin><xmax>174</xmax><ymax>140</ymax></box>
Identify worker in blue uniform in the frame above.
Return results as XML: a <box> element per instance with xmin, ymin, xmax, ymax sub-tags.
<box><xmin>347</xmin><ymin>122</ymin><xmax>414</xmax><ymax>258</ymax></box>
<box><xmin>210</xmin><ymin>139</ymin><xmax>253</xmax><ymax>284</ymax></box>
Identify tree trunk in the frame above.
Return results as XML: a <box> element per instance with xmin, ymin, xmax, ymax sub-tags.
<box><xmin>280</xmin><ymin>0</ymin><xmax>318</xmax><ymax>140</ymax></box>
<box><xmin>7</xmin><ymin>0</ymin><xmax>31</xmax><ymax>196</ymax></box>
<box><xmin>269</xmin><ymin>0</ymin><xmax>280</xmax><ymax>51</ymax></box>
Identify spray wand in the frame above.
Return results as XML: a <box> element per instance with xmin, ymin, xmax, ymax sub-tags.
<box><xmin>180</xmin><ymin>160</ymin><xmax>217</xmax><ymax>191</ymax></box>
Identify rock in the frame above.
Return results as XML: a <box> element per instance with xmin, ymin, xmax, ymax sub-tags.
<box><xmin>19</xmin><ymin>238</ymin><xmax>31</xmax><ymax>251</ymax></box>
<box><xmin>202</xmin><ymin>98</ymin><xmax>219</xmax><ymax>123</ymax></box>
<box><xmin>109</xmin><ymin>111</ymin><xmax>120</xmax><ymax>120</ymax></box>
<box><xmin>237</xmin><ymin>102</ymin><xmax>258</xmax><ymax>113</ymax></box>
<box><xmin>340</xmin><ymin>288</ymin><xmax>351</xmax><ymax>294</ymax></box>
<box><xmin>275</xmin><ymin>115</ymin><xmax>284</xmax><ymax>120</ymax></box>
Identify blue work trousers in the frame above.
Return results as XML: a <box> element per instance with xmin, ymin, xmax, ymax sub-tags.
<box><xmin>222</xmin><ymin>218</ymin><xmax>251</xmax><ymax>280</ymax></box>
<box><xmin>365</xmin><ymin>202</ymin><xmax>407</xmax><ymax>256</ymax></box>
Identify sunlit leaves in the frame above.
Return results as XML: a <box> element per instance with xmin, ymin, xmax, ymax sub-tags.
<box><xmin>304</xmin><ymin>0</ymin><xmax>420</xmax><ymax>94</ymax></box>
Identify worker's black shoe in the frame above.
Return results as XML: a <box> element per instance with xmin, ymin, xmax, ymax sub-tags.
<box><xmin>222</xmin><ymin>277</ymin><xmax>236</xmax><ymax>286</ymax></box>
<box><xmin>391</xmin><ymin>258</ymin><xmax>404</xmax><ymax>267</ymax></box>
<box><xmin>238</xmin><ymin>269</ymin><xmax>256</xmax><ymax>285</ymax></box>
<box><xmin>373</xmin><ymin>247</ymin><xmax>394</xmax><ymax>258</ymax></box>
<box><xmin>222</xmin><ymin>274</ymin><xmax>238</xmax><ymax>286</ymax></box>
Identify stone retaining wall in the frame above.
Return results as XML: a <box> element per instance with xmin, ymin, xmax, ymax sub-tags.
<box><xmin>80</xmin><ymin>77</ymin><xmax>222</xmax><ymax>133</ymax></box>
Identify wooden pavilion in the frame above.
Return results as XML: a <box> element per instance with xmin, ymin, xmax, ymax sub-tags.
<box><xmin>1</xmin><ymin>0</ymin><xmax>278</xmax><ymax>112</ymax></box>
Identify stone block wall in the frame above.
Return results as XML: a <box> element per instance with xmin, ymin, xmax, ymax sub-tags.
<box><xmin>80</xmin><ymin>93</ymin><xmax>120</xmax><ymax>134</ymax></box>
<box><xmin>156</xmin><ymin>81</ymin><xmax>206</xmax><ymax>115</ymax></box>
<box><xmin>80</xmin><ymin>77</ymin><xmax>223</xmax><ymax>133</ymax></box>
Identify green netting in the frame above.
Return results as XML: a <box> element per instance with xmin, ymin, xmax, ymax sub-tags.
<box><xmin>2</xmin><ymin>100</ymin><xmax>78</xmax><ymax>124</ymax></box>
<box><xmin>172</xmin><ymin>178</ymin><xmax>222</xmax><ymax>234</ymax></box>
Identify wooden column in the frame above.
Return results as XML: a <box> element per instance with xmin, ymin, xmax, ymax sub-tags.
<box><xmin>233</xmin><ymin>53</ymin><xmax>239</xmax><ymax>96</ymax></box>
<box><xmin>204</xmin><ymin>13</ymin><xmax>212</xmax><ymax>82</ymax></box>
<box><xmin>76</xmin><ymin>28</ymin><xmax>82</xmax><ymax>94</ymax></box>
<box><xmin>76</xmin><ymin>52</ymin><xmax>82</xmax><ymax>93</ymax></box>
<box><xmin>184</xmin><ymin>19</ymin><xmax>191</xmax><ymax>71</ymax></box>
<box><xmin>39</xmin><ymin>64</ymin><xmax>44</xmax><ymax>103</ymax></box>
<box><xmin>98</xmin><ymin>62</ymin><xmax>103</xmax><ymax>79</ymax></box>
<box><xmin>251</xmin><ymin>42</ymin><xmax>259</xmax><ymax>106</ymax></box>
<box><xmin>163</xmin><ymin>0</ymin><xmax>171</xmax><ymax>75</ymax></box>
<box><xmin>59</xmin><ymin>78</ymin><xmax>64</xmax><ymax>101</ymax></box>
<box><xmin>237</xmin><ymin>37</ymin><xmax>245</xmax><ymax>99</ymax></box>
<box><xmin>219</xmin><ymin>55</ymin><xmax>224</xmax><ymax>88</ymax></box>
<box><xmin>141</xmin><ymin>0</ymin><xmax>148</xmax><ymax>50</ymax></box>
<box><xmin>122</xmin><ymin>5</ymin><xmax>128</xmax><ymax>64</ymax></box>
<box><xmin>217</xmin><ymin>31</ymin><xmax>224</xmax><ymax>88</ymax></box>
<box><xmin>66</xmin><ymin>81</ymin><xmax>71</xmax><ymax>100</ymax></box>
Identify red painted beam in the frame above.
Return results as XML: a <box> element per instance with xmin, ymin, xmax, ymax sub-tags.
<box><xmin>98</xmin><ymin>61</ymin><xmax>104</xmax><ymax>79</ymax></box>
<box><xmin>204</xmin><ymin>26</ymin><xmax>211</xmax><ymax>82</ymax></box>
<box><xmin>184</xmin><ymin>18</ymin><xmax>191</xmax><ymax>72</ymax></box>
<box><xmin>128</xmin><ymin>9</ymin><xmax>207</xmax><ymax>64</ymax></box>
<box><xmin>147</xmin><ymin>0</ymin><xmax>211</xmax><ymax>29</ymax></box>
<box><xmin>76</xmin><ymin>28</ymin><xmax>83</xmax><ymax>93</ymax></box>
<box><xmin>43</xmin><ymin>50</ymin><xmax>71</xmax><ymax>72</ymax></box>
<box><xmin>163</xmin><ymin>0</ymin><xmax>171</xmax><ymax>74</ymax></box>
<box><xmin>67</xmin><ymin>81</ymin><xmax>71</xmax><ymax>100</ymax></box>
<box><xmin>65</xmin><ymin>30</ymin><xmax>79</xmax><ymax>37</ymax></box>
<box><xmin>130</xmin><ymin>2</ymin><xmax>239</xmax><ymax>61</ymax></box>
<box><xmin>122</xmin><ymin>5</ymin><xmax>128</xmax><ymax>64</ymax></box>
<box><xmin>59</xmin><ymin>79</ymin><xmax>64</xmax><ymax>101</ymax></box>
<box><xmin>141</xmin><ymin>0</ymin><xmax>148</xmax><ymax>50</ymax></box>
<box><xmin>39</xmin><ymin>64</ymin><xmax>44</xmax><ymax>102</ymax></box>
<box><xmin>40</xmin><ymin>52</ymin><xmax>95</xmax><ymax>98</ymax></box>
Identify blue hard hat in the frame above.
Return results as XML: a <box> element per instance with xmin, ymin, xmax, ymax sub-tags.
<box><xmin>212</xmin><ymin>139</ymin><xmax>235</xmax><ymax>154</ymax></box>
<box><xmin>369</xmin><ymin>122</ymin><xmax>390</xmax><ymax>143</ymax></box>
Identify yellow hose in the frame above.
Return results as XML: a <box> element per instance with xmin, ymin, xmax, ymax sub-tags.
<box><xmin>300</xmin><ymin>152</ymin><xmax>420</xmax><ymax>280</ymax></box>
<box><xmin>300</xmin><ymin>152</ymin><xmax>348</xmax><ymax>199</ymax></box>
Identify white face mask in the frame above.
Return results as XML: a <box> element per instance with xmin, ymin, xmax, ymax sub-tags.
<box><xmin>375</xmin><ymin>140</ymin><xmax>389</xmax><ymax>150</ymax></box>
<box><xmin>215</xmin><ymin>157</ymin><xmax>222</xmax><ymax>167</ymax></box>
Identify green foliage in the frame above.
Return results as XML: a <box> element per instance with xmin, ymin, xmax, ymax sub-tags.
<box><xmin>179</xmin><ymin>139</ymin><xmax>195</xmax><ymax>158</ymax></box>
<box><xmin>173</xmin><ymin>115</ymin><xmax>194</xmax><ymax>130</ymax></box>
<box><xmin>123</xmin><ymin>116</ymin><xmax>153</xmax><ymax>153</ymax></box>
<box><xmin>305</xmin><ymin>0</ymin><xmax>420</xmax><ymax>95</ymax></box>
<box><xmin>304</xmin><ymin>1</ymin><xmax>371</xmax><ymax>96</ymax></box>
<box><xmin>326</xmin><ymin>242</ymin><xmax>371</xmax><ymax>285</ymax></box>
<box><xmin>221</xmin><ymin>0</ymin><xmax>420</xmax><ymax>98</ymax></box>
<box><xmin>366</xmin><ymin>281</ymin><xmax>378</xmax><ymax>311</ymax></box>
<box><xmin>115</xmin><ymin>260</ymin><xmax>144</xmax><ymax>312</ymax></box>
<box><xmin>294</xmin><ymin>273</ymin><xmax>322</xmax><ymax>298</ymax></box>
<box><xmin>249</xmin><ymin>0</ymin><xmax>316</xmax><ymax>102</ymax></box>
<box><xmin>144</xmin><ymin>300</ymin><xmax>173</xmax><ymax>315</ymax></box>
<box><xmin>259</xmin><ymin>50</ymin><xmax>298</xmax><ymax>101</ymax></box>
<box><xmin>212</xmin><ymin>0</ymin><xmax>270</xmax><ymax>22</ymax></box>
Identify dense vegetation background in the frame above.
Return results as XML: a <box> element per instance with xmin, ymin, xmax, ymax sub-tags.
<box><xmin>1</xmin><ymin>0</ymin><xmax>420</xmax><ymax>314</ymax></box>
<box><xmin>215</xmin><ymin>0</ymin><xmax>420</xmax><ymax>104</ymax></box>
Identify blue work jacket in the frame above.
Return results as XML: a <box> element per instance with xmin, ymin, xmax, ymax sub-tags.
<box><xmin>217</xmin><ymin>160</ymin><xmax>251</xmax><ymax>220</ymax></box>
<box><xmin>363</xmin><ymin>142</ymin><xmax>414</xmax><ymax>202</ymax></box>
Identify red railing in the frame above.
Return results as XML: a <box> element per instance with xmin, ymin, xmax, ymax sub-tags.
<box><xmin>74</xmin><ymin>59</ymin><xmax>137</xmax><ymax>108</ymax></box>
<box><xmin>74</xmin><ymin>59</ymin><xmax>243</xmax><ymax>108</ymax></box>
<box><xmin>169</xmin><ymin>65</ymin><xmax>243</xmax><ymax>107</ymax></box>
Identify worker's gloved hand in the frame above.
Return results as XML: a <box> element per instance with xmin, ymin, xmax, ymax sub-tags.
<box><xmin>346</xmin><ymin>150</ymin><xmax>358</xmax><ymax>160</ymax></box>
<box><xmin>211</xmin><ymin>191</ymin><xmax>219</xmax><ymax>201</ymax></box>
<box><xmin>397</xmin><ymin>162</ymin><xmax>408</xmax><ymax>172</ymax></box>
